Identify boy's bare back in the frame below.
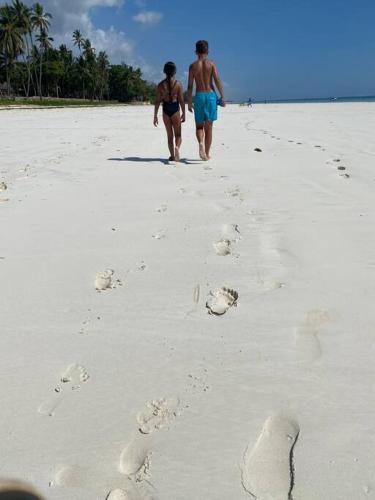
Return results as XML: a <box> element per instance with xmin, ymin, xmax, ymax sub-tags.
<box><xmin>189</xmin><ymin>59</ymin><xmax>217</xmax><ymax>93</ymax></box>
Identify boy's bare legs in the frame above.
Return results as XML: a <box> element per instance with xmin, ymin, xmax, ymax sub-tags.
<box><xmin>204</xmin><ymin>121</ymin><xmax>213</xmax><ymax>159</ymax></box>
<box><xmin>171</xmin><ymin>113</ymin><xmax>182</xmax><ymax>161</ymax></box>
<box><xmin>196</xmin><ymin>124</ymin><xmax>207</xmax><ymax>160</ymax></box>
<box><xmin>163</xmin><ymin>113</ymin><xmax>175</xmax><ymax>159</ymax></box>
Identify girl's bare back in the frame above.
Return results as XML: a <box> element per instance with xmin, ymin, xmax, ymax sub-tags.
<box><xmin>158</xmin><ymin>79</ymin><xmax>180</xmax><ymax>103</ymax></box>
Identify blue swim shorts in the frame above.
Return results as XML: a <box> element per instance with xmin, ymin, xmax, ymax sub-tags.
<box><xmin>194</xmin><ymin>91</ymin><xmax>218</xmax><ymax>124</ymax></box>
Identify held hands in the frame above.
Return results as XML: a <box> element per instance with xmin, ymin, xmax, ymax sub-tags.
<box><xmin>181</xmin><ymin>113</ymin><xmax>186</xmax><ymax>123</ymax></box>
<box><xmin>153</xmin><ymin>115</ymin><xmax>158</xmax><ymax>127</ymax></box>
<box><xmin>188</xmin><ymin>103</ymin><xmax>193</xmax><ymax>113</ymax></box>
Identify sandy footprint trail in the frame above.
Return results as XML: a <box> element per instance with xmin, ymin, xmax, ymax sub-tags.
<box><xmin>38</xmin><ymin>364</ymin><xmax>90</xmax><ymax>416</ymax></box>
<box><xmin>213</xmin><ymin>239</ymin><xmax>231</xmax><ymax>256</ymax></box>
<box><xmin>119</xmin><ymin>436</ymin><xmax>152</xmax><ymax>479</ymax></box>
<box><xmin>119</xmin><ymin>398</ymin><xmax>180</xmax><ymax>478</ymax></box>
<box><xmin>206</xmin><ymin>287</ymin><xmax>238</xmax><ymax>316</ymax></box>
<box><xmin>60</xmin><ymin>363</ymin><xmax>90</xmax><ymax>386</ymax></box>
<box><xmin>295</xmin><ymin>309</ymin><xmax>329</xmax><ymax>362</ymax></box>
<box><xmin>242</xmin><ymin>416</ymin><xmax>300</xmax><ymax>500</ymax></box>
<box><xmin>212</xmin><ymin>224</ymin><xmax>241</xmax><ymax>257</ymax></box>
<box><xmin>116</xmin><ymin>397</ymin><xmax>180</xmax><ymax>497</ymax></box>
<box><xmin>137</xmin><ymin>397</ymin><xmax>180</xmax><ymax>434</ymax></box>
<box><xmin>95</xmin><ymin>269</ymin><xmax>114</xmax><ymax>290</ymax></box>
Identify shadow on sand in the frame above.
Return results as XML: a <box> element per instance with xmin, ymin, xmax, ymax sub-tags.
<box><xmin>108</xmin><ymin>156</ymin><xmax>202</xmax><ymax>165</ymax></box>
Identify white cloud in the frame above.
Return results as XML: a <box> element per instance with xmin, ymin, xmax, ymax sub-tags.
<box><xmin>133</xmin><ymin>10</ymin><xmax>163</xmax><ymax>26</ymax></box>
<box><xmin>23</xmin><ymin>0</ymin><xmax>158</xmax><ymax>79</ymax></box>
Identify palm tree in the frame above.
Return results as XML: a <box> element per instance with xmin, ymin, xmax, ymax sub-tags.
<box><xmin>97</xmin><ymin>50</ymin><xmax>109</xmax><ymax>100</ymax></box>
<box><xmin>11</xmin><ymin>0</ymin><xmax>32</xmax><ymax>96</ymax></box>
<box><xmin>0</xmin><ymin>4</ymin><xmax>24</xmax><ymax>96</ymax></box>
<box><xmin>82</xmin><ymin>38</ymin><xmax>95</xmax><ymax>60</ymax></box>
<box><xmin>72</xmin><ymin>29</ymin><xmax>83</xmax><ymax>54</ymax></box>
<box><xmin>82</xmin><ymin>38</ymin><xmax>95</xmax><ymax>99</ymax></box>
<box><xmin>31</xmin><ymin>2</ymin><xmax>51</xmax><ymax>99</ymax></box>
<box><xmin>31</xmin><ymin>2</ymin><xmax>51</xmax><ymax>33</ymax></box>
<box><xmin>35</xmin><ymin>27</ymin><xmax>53</xmax><ymax>98</ymax></box>
<box><xmin>73</xmin><ymin>31</ymin><xmax>89</xmax><ymax>98</ymax></box>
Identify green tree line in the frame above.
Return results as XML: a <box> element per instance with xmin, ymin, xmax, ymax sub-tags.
<box><xmin>0</xmin><ymin>0</ymin><xmax>156</xmax><ymax>102</ymax></box>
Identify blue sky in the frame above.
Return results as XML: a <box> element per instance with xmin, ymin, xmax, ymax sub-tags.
<box><xmin>31</xmin><ymin>0</ymin><xmax>375</xmax><ymax>101</ymax></box>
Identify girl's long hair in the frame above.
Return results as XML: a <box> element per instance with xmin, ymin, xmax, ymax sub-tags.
<box><xmin>163</xmin><ymin>61</ymin><xmax>176</xmax><ymax>102</ymax></box>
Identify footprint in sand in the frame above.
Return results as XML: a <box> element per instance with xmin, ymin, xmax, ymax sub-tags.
<box><xmin>38</xmin><ymin>394</ymin><xmax>63</xmax><ymax>417</ymax></box>
<box><xmin>226</xmin><ymin>187</ymin><xmax>244</xmax><ymax>200</ymax></box>
<box><xmin>95</xmin><ymin>269</ymin><xmax>114</xmax><ymax>290</ymax></box>
<box><xmin>222</xmin><ymin>223</ymin><xmax>241</xmax><ymax>242</ymax></box>
<box><xmin>295</xmin><ymin>309</ymin><xmax>329</xmax><ymax>362</ymax></box>
<box><xmin>106</xmin><ymin>487</ymin><xmax>142</xmax><ymax>500</ymax></box>
<box><xmin>117</xmin><ymin>398</ymin><xmax>179</xmax><ymax>495</ymax></box>
<box><xmin>257</xmin><ymin>279</ymin><xmax>284</xmax><ymax>291</ymax></box>
<box><xmin>242</xmin><ymin>415</ymin><xmax>300</xmax><ymax>500</ymax></box>
<box><xmin>213</xmin><ymin>239</ymin><xmax>231</xmax><ymax>256</ymax></box>
<box><xmin>54</xmin><ymin>464</ymin><xmax>124</xmax><ymax>492</ymax></box>
<box><xmin>156</xmin><ymin>203</ymin><xmax>167</xmax><ymax>213</ymax></box>
<box><xmin>61</xmin><ymin>363</ymin><xmax>90</xmax><ymax>387</ymax></box>
<box><xmin>107</xmin><ymin>489</ymin><xmax>128</xmax><ymax>500</ymax></box>
<box><xmin>0</xmin><ymin>182</ymin><xmax>7</xmax><ymax>191</ymax></box>
<box><xmin>38</xmin><ymin>364</ymin><xmax>90</xmax><ymax>416</ymax></box>
<box><xmin>107</xmin><ymin>482</ymin><xmax>151</xmax><ymax>500</ymax></box>
<box><xmin>119</xmin><ymin>435</ymin><xmax>152</xmax><ymax>481</ymax></box>
<box><xmin>138</xmin><ymin>261</ymin><xmax>147</xmax><ymax>271</ymax></box>
<box><xmin>137</xmin><ymin>397</ymin><xmax>180</xmax><ymax>434</ymax></box>
<box><xmin>152</xmin><ymin>230</ymin><xmax>166</xmax><ymax>240</ymax></box>
<box><xmin>54</xmin><ymin>466</ymin><xmax>93</xmax><ymax>488</ymax></box>
<box><xmin>206</xmin><ymin>287</ymin><xmax>238</xmax><ymax>316</ymax></box>
<box><xmin>54</xmin><ymin>461</ymin><xmax>147</xmax><ymax>497</ymax></box>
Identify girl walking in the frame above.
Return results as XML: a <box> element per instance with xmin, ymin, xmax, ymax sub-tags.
<box><xmin>154</xmin><ymin>62</ymin><xmax>185</xmax><ymax>162</ymax></box>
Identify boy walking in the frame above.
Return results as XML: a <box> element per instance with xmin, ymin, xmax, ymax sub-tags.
<box><xmin>187</xmin><ymin>40</ymin><xmax>226</xmax><ymax>160</ymax></box>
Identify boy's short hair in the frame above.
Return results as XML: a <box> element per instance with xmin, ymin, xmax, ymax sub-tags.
<box><xmin>196</xmin><ymin>40</ymin><xmax>209</xmax><ymax>54</ymax></box>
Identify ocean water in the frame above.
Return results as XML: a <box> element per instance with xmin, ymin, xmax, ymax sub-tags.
<box><xmin>250</xmin><ymin>95</ymin><xmax>375</xmax><ymax>104</ymax></box>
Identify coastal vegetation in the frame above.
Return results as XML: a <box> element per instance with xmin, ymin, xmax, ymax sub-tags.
<box><xmin>0</xmin><ymin>1</ymin><xmax>155</xmax><ymax>103</ymax></box>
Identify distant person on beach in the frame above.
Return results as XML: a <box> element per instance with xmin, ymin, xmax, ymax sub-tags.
<box><xmin>248</xmin><ymin>97</ymin><xmax>252</xmax><ymax>107</ymax></box>
<box><xmin>154</xmin><ymin>62</ymin><xmax>185</xmax><ymax>162</ymax></box>
<box><xmin>187</xmin><ymin>40</ymin><xmax>226</xmax><ymax>160</ymax></box>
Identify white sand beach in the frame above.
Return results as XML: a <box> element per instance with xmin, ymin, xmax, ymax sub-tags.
<box><xmin>1</xmin><ymin>103</ymin><xmax>375</xmax><ymax>500</ymax></box>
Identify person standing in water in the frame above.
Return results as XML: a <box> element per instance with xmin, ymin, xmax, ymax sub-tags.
<box><xmin>187</xmin><ymin>40</ymin><xmax>226</xmax><ymax>160</ymax></box>
<box><xmin>154</xmin><ymin>62</ymin><xmax>185</xmax><ymax>162</ymax></box>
